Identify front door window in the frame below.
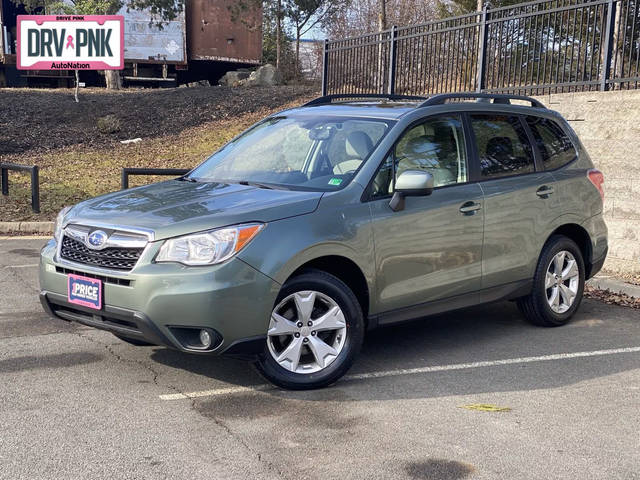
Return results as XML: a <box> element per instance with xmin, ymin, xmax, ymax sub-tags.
<box><xmin>371</xmin><ymin>115</ymin><xmax>468</xmax><ymax>197</ymax></box>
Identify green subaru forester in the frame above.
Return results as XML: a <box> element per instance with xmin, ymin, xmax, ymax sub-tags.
<box><xmin>39</xmin><ymin>93</ymin><xmax>608</xmax><ymax>389</ymax></box>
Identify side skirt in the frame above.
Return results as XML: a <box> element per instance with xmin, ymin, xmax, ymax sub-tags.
<box><xmin>368</xmin><ymin>279</ymin><xmax>533</xmax><ymax>329</ymax></box>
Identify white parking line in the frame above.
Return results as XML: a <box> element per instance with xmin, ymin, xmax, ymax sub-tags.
<box><xmin>159</xmin><ymin>384</ymin><xmax>273</xmax><ymax>400</ymax></box>
<box><xmin>2</xmin><ymin>264</ymin><xmax>39</xmax><ymax>269</ymax></box>
<box><xmin>159</xmin><ymin>346</ymin><xmax>640</xmax><ymax>400</ymax></box>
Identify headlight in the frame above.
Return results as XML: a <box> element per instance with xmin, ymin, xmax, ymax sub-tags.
<box><xmin>156</xmin><ymin>223</ymin><xmax>264</xmax><ymax>266</ymax></box>
<box><xmin>54</xmin><ymin>206</ymin><xmax>71</xmax><ymax>241</ymax></box>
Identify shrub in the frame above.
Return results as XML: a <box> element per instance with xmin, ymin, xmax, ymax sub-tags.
<box><xmin>96</xmin><ymin>115</ymin><xmax>121</xmax><ymax>134</ymax></box>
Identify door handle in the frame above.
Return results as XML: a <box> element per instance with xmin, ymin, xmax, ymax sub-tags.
<box><xmin>536</xmin><ymin>186</ymin><xmax>554</xmax><ymax>197</ymax></box>
<box><xmin>459</xmin><ymin>201</ymin><xmax>482</xmax><ymax>214</ymax></box>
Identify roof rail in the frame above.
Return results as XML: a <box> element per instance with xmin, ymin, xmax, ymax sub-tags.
<box><xmin>304</xmin><ymin>93</ymin><xmax>429</xmax><ymax>106</ymax></box>
<box><xmin>418</xmin><ymin>93</ymin><xmax>546</xmax><ymax>109</ymax></box>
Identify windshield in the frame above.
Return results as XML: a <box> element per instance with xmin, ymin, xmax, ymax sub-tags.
<box><xmin>187</xmin><ymin>115</ymin><xmax>393</xmax><ymax>191</ymax></box>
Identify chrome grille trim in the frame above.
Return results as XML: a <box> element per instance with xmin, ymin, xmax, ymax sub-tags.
<box><xmin>62</xmin><ymin>221</ymin><xmax>155</xmax><ymax>241</ymax></box>
<box><xmin>64</xmin><ymin>224</ymin><xmax>148</xmax><ymax>250</ymax></box>
<box><xmin>56</xmin><ymin>223</ymin><xmax>151</xmax><ymax>273</ymax></box>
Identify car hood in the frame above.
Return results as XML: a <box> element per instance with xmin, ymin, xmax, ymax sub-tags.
<box><xmin>67</xmin><ymin>180</ymin><xmax>323</xmax><ymax>240</ymax></box>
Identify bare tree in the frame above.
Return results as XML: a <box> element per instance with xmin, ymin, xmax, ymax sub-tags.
<box><xmin>377</xmin><ymin>0</ymin><xmax>386</xmax><ymax>92</ymax></box>
<box><xmin>325</xmin><ymin>0</ymin><xmax>438</xmax><ymax>37</ymax></box>
<box><xmin>378</xmin><ymin>0</ymin><xmax>386</xmax><ymax>31</ymax></box>
<box><xmin>285</xmin><ymin>0</ymin><xmax>347</xmax><ymax>77</ymax></box>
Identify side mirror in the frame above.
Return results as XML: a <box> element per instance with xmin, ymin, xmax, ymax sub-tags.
<box><xmin>389</xmin><ymin>170</ymin><xmax>434</xmax><ymax>212</ymax></box>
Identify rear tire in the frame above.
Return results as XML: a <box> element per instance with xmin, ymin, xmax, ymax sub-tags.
<box><xmin>254</xmin><ymin>269</ymin><xmax>365</xmax><ymax>390</ymax></box>
<box><xmin>517</xmin><ymin>235</ymin><xmax>585</xmax><ymax>327</ymax></box>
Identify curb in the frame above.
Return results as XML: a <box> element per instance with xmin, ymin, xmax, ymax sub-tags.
<box><xmin>0</xmin><ymin>221</ymin><xmax>54</xmax><ymax>234</ymax></box>
<box><xmin>587</xmin><ymin>275</ymin><xmax>640</xmax><ymax>299</ymax></box>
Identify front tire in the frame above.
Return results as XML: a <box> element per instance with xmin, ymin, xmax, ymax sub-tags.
<box><xmin>254</xmin><ymin>269</ymin><xmax>365</xmax><ymax>390</ymax></box>
<box><xmin>517</xmin><ymin>235</ymin><xmax>585</xmax><ymax>327</ymax></box>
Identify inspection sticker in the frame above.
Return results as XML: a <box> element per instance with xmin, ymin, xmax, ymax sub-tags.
<box><xmin>328</xmin><ymin>178</ymin><xmax>343</xmax><ymax>186</ymax></box>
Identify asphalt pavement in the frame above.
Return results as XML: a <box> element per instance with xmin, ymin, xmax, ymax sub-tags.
<box><xmin>1</xmin><ymin>237</ymin><xmax>639</xmax><ymax>480</ymax></box>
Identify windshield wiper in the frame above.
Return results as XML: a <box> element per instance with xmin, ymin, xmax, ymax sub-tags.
<box><xmin>238</xmin><ymin>180</ymin><xmax>277</xmax><ymax>190</ymax></box>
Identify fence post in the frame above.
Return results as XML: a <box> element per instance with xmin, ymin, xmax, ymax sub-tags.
<box><xmin>31</xmin><ymin>166</ymin><xmax>40</xmax><ymax>213</ymax></box>
<box><xmin>601</xmin><ymin>0</ymin><xmax>617</xmax><ymax>91</ymax></box>
<box><xmin>388</xmin><ymin>25</ymin><xmax>398</xmax><ymax>95</ymax></box>
<box><xmin>321</xmin><ymin>39</ymin><xmax>329</xmax><ymax>96</ymax></box>
<box><xmin>1</xmin><ymin>167</ymin><xmax>7</xmax><ymax>196</ymax></box>
<box><xmin>476</xmin><ymin>7</ymin><xmax>488</xmax><ymax>93</ymax></box>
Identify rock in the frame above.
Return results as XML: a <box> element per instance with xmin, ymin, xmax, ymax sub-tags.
<box><xmin>219</xmin><ymin>65</ymin><xmax>283</xmax><ymax>87</ymax></box>
<box><xmin>120</xmin><ymin>138</ymin><xmax>142</xmax><ymax>145</ymax></box>
<box><xmin>244</xmin><ymin>64</ymin><xmax>283</xmax><ymax>87</ymax></box>
<box><xmin>218</xmin><ymin>70</ymin><xmax>250</xmax><ymax>86</ymax></box>
<box><xmin>186</xmin><ymin>80</ymin><xmax>211</xmax><ymax>87</ymax></box>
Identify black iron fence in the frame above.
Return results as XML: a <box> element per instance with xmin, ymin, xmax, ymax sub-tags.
<box><xmin>1</xmin><ymin>163</ymin><xmax>40</xmax><ymax>213</ymax></box>
<box><xmin>121</xmin><ymin>168</ymin><xmax>190</xmax><ymax>189</ymax></box>
<box><xmin>322</xmin><ymin>0</ymin><xmax>640</xmax><ymax>96</ymax></box>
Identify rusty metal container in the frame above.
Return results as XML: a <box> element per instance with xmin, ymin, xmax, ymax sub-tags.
<box><xmin>186</xmin><ymin>0</ymin><xmax>262</xmax><ymax>64</ymax></box>
<box><xmin>120</xmin><ymin>6</ymin><xmax>187</xmax><ymax>65</ymax></box>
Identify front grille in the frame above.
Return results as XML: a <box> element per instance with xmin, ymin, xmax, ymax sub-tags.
<box><xmin>60</xmin><ymin>235</ymin><xmax>143</xmax><ymax>271</ymax></box>
<box><xmin>55</xmin><ymin>266</ymin><xmax>132</xmax><ymax>286</ymax></box>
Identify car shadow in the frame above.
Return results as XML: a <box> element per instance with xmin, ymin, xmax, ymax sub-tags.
<box><xmin>149</xmin><ymin>298</ymin><xmax>640</xmax><ymax>403</ymax></box>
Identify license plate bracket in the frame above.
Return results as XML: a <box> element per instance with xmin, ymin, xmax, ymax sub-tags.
<box><xmin>68</xmin><ymin>274</ymin><xmax>102</xmax><ymax>310</ymax></box>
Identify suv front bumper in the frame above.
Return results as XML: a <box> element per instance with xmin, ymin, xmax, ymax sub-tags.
<box><xmin>39</xmin><ymin>239</ymin><xmax>280</xmax><ymax>355</ymax></box>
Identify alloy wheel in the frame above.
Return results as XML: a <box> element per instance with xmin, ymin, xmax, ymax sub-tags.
<box><xmin>267</xmin><ymin>290</ymin><xmax>347</xmax><ymax>374</ymax></box>
<box><xmin>545</xmin><ymin>250</ymin><xmax>580</xmax><ymax>314</ymax></box>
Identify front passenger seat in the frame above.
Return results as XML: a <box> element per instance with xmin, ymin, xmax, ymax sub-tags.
<box><xmin>333</xmin><ymin>131</ymin><xmax>374</xmax><ymax>174</ymax></box>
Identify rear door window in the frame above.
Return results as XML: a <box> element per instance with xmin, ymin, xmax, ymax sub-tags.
<box><xmin>526</xmin><ymin>116</ymin><xmax>578</xmax><ymax>170</ymax></box>
<box><xmin>470</xmin><ymin>114</ymin><xmax>535</xmax><ymax>179</ymax></box>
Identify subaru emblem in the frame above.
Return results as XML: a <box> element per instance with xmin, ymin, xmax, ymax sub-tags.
<box><xmin>87</xmin><ymin>230</ymin><xmax>108</xmax><ymax>249</ymax></box>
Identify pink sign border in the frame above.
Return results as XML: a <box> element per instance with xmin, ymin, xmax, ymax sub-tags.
<box><xmin>67</xmin><ymin>273</ymin><xmax>103</xmax><ymax>310</ymax></box>
<box><xmin>17</xmin><ymin>15</ymin><xmax>124</xmax><ymax>70</ymax></box>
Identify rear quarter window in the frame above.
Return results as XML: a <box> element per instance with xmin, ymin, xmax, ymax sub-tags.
<box><xmin>470</xmin><ymin>114</ymin><xmax>535</xmax><ymax>179</ymax></box>
<box><xmin>526</xmin><ymin>116</ymin><xmax>578</xmax><ymax>170</ymax></box>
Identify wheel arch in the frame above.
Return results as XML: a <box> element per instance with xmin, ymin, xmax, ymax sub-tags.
<box><xmin>547</xmin><ymin>223</ymin><xmax>593</xmax><ymax>276</ymax></box>
<box><xmin>286</xmin><ymin>255</ymin><xmax>371</xmax><ymax>321</ymax></box>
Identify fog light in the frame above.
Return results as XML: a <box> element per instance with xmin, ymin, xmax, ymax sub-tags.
<box><xmin>199</xmin><ymin>329</ymin><xmax>212</xmax><ymax>348</ymax></box>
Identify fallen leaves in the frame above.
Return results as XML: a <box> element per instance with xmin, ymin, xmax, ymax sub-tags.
<box><xmin>459</xmin><ymin>404</ymin><xmax>512</xmax><ymax>412</ymax></box>
<box><xmin>584</xmin><ymin>285</ymin><xmax>640</xmax><ymax>309</ymax></box>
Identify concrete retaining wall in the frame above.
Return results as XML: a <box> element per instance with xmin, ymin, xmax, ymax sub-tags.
<box><xmin>534</xmin><ymin>90</ymin><xmax>640</xmax><ymax>273</ymax></box>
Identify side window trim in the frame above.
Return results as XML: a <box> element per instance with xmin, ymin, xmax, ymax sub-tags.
<box><xmin>467</xmin><ymin>111</ymin><xmax>539</xmax><ymax>182</ymax></box>
<box><xmin>462</xmin><ymin>112</ymin><xmax>481</xmax><ymax>182</ymax></box>
<box><xmin>519</xmin><ymin>114</ymin><xmax>544</xmax><ymax>172</ymax></box>
<box><xmin>363</xmin><ymin>113</ymin><xmax>471</xmax><ymax>201</ymax></box>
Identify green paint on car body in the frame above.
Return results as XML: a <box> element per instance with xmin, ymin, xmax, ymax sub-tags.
<box><xmin>39</xmin><ymin>94</ymin><xmax>608</xmax><ymax>389</ymax></box>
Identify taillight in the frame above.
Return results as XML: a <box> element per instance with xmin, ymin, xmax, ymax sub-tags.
<box><xmin>588</xmin><ymin>169</ymin><xmax>604</xmax><ymax>201</ymax></box>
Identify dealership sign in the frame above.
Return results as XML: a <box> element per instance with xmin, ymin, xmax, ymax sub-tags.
<box><xmin>17</xmin><ymin>15</ymin><xmax>124</xmax><ymax>70</ymax></box>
